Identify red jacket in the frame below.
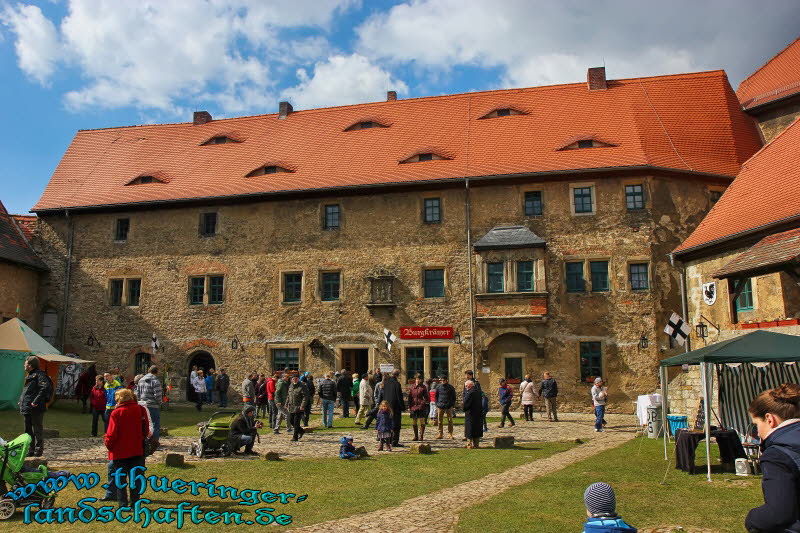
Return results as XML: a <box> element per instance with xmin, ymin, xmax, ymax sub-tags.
<box><xmin>266</xmin><ymin>378</ymin><xmax>276</xmax><ymax>401</ymax></box>
<box><xmin>104</xmin><ymin>400</ymin><xmax>146</xmax><ymax>460</ymax></box>
<box><xmin>89</xmin><ymin>386</ymin><xmax>106</xmax><ymax>411</ymax></box>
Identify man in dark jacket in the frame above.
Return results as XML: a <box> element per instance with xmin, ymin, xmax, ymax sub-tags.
<box><xmin>318</xmin><ymin>373</ymin><xmax>337</xmax><ymax>428</ymax></box>
<box><xmin>745</xmin><ymin>419</ymin><xmax>800</xmax><ymax>532</ymax></box>
<box><xmin>434</xmin><ymin>375</ymin><xmax>456</xmax><ymax>440</ymax></box>
<box><xmin>463</xmin><ymin>370</ymin><xmax>483</xmax><ymax>440</ymax></box>
<box><xmin>336</xmin><ymin>369</ymin><xmax>352</xmax><ymax>418</ymax></box>
<box><xmin>18</xmin><ymin>356</ymin><xmax>52</xmax><ymax>457</ymax></box>
<box><xmin>229</xmin><ymin>405</ymin><xmax>261</xmax><ymax>455</ymax></box>
<box><xmin>539</xmin><ymin>371</ymin><xmax>559</xmax><ymax>421</ymax></box>
<box><xmin>498</xmin><ymin>378</ymin><xmax>515</xmax><ymax>427</ymax></box>
<box><xmin>463</xmin><ymin>380</ymin><xmax>483</xmax><ymax>448</ymax></box>
<box><xmin>382</xmin><ymin>370</ymin><xmax>406</xmax><ymax>446</ymax></box>
<box><xmin>215</xmin><ymin>368</ymin><xmax>230</xmax><ymax>408</ymax></box>
<box><xmin>286</xmin><ymin>375</ymin><xmax>308</xmax><ymax>441</ymax></box>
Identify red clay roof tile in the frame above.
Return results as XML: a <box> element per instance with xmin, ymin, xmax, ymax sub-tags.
<box><xmin>714</xmin><ymin>226</ymin><xmax>800</xmax><ymax>278</ymax></box>
<box><xmin>33</xmin><ymin>70</ymin><xmax>763</xmax><ymax>212</ymax></box>
<box><xmin>736</xmin><ymin>37</ymin><xmax>800</xmax><ymax>110</ymax></box>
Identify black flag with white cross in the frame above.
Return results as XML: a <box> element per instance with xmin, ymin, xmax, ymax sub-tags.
<box><xmin>664</xmin><ymin>312</ymin><xmax>690</xmax><ymax>346</ymax></box>
<box><xmin>384</xmin><ymin>328</ymin><xmax>397</xmax><ymax>352</ymax></box>
<box><xmin>151</xmin><ymin>333</ymin><xmax>160</xmax><ymax>353</ymax></box>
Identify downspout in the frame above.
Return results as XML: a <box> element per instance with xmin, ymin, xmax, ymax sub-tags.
<box><xmin>465</xmin><ymin>178</ymin><xmax>476</xmax><ymax>374</ymax></box>
<box><xmin>61</xmin><ymin>210</ymin><xmax>74</xmax><ymax>352</ymax></box>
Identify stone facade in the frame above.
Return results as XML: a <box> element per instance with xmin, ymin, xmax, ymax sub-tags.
<box><xmin>0</xmin><ymin>261</ymin><xmax>41</xmax><ymax>327</ymax></box>
<box><xmin>31</xmin><ymin>170</ymin><xmax>725</xmax><ymax>409</ymax></box>
<box><xmin>750</xmin><ymin>99</ymin><xmax>800</xmax><ymax>144</ymax></box>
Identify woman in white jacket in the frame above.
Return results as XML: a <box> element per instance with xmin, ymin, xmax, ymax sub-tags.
<box><xmin>354</xmin><ymin>374</ymin><xmax>374</xmax><ymax>426</ymax></box>
<box><xmin>519</xmin><ymin>375</ymin><xmax>536</xmax><ymax>421</ymax></box>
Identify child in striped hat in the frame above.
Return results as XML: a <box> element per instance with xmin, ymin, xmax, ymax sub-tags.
<box><xmin>582</xmin><ymin>482</ymin><xmax>637</xmax><ymax>532</ymax></box>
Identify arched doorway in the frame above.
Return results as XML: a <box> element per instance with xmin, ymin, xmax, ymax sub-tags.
<box><xmin>483</xmin><ymin>332</ymin><xmax>538</xmax><ymax>390</ymax></box>
<box><xmin>186</xmin><ymin>351</ymin><xmax>216</xmax><ymax>401</ymax></box>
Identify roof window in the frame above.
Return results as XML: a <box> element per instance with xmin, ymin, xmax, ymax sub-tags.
<box><xmin>556</xmin><ymin>136</ymin><xmax>617</xmax><ymax>151</ymax></box>
<box><xmin>199</xmin><ymin>133</ymin><xmax>243</xmax><ymax>146</ymax></box>
<box><xmin>400</xmin><ymin>152</ymin><xmax>449</xmax><ymax>164</ymax></box>
<box><xmin>479</xmin><ymin>107</ymin><xmax>527</xmax><ymax>119</ymax></box>
<box><xmin>246</xmin><ymin>165</ymin><xmax>293</xmax><ymax>177</ymax></box>
<box><xmin>344</xmin><ymin>120</ymin><xmax>389</xmax><ymax>132</ymax></box>
<box><xmin>126</xmin><ymin>174</ymin><xmax>166</xmax><ymax>186</ymax></box>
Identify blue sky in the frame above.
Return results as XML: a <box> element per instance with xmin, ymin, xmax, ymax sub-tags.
<box><xmin>1</xmin><ymin>0</ymin><xmax>798</xmax><ymax>214</ymax></box>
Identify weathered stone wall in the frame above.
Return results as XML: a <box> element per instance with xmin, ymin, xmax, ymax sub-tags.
<box><xmin>32</xmin><ymin>171</ymin><xmax>720</xmax><ymax>410</ymax></box>
<box><xmin>754</xmin><ymin>100</ymin><xmax>800</xmax><ymax>143</ymax></box>
<box><xmin>0</xmin><ymin>261</ymin><xmax>40</xmax><ymax>327</ymax></box>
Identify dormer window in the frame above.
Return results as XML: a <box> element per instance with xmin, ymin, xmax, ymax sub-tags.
<box><xmin>479</xmin><ymin>107</ymin><xmax>526</xmax><ymax>119</ymax></box>
<box><xmin>577</xmin><ymin>140</ymin><xmax>593</xmax><ymax>149</ymax></box>
<box><xmin>400</xmin><ymin>152</ymin><xmax>449</xmax><ymax>164</ymax></box>
<box><xmin>556</xmin><ymin>136</ymin><xmax>617</xmax><ymax>151</ymax></box>
<box><xmin>200</xmin><ymin>133</ymin><xmax>243</xmax><ymax>146</ymax></box>
<box><xmin>126</xmin><ymin>174</ymin><xmax>166</xmax><ymax>186</ymax></box>
<box><xmin>344</xmin><ymin>120</ymin><xmax>389</xmax><ymax>131</ymax></box>
<box><xmin>246</xmin><ymin>165</ymin><xmax>293</xmax><ymax>177</ymax></box>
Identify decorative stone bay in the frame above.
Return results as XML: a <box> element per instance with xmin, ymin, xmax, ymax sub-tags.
<box><xmin>493</xmin><ymin>436</ymin><xmax>515</xmax><ymax>448</ymax></box>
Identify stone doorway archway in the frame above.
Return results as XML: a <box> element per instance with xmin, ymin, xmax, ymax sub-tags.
<box><xmin>186</xmin><ymin>351</ymin><xmax>216</xmax><ymax>401</ymax></box>
<box><xmin>482</xmin><ymin>332</ymin><xmax>538</xmax><ymax>390</ymax></box>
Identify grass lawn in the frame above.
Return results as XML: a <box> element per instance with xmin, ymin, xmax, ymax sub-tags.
<box><xmin>455</xmin><ymin>436</ymin><xmax>763</xmax><ymax>533</ymax></box>
<box><xmin>0</xmin><ymin>402</ymin><xmax>500</xmax><ymax>439</ymax></box>
<box><xmin>2</xmin><ymin>441</ymin><xmax>575</xmax><ymax>531</ymax></box>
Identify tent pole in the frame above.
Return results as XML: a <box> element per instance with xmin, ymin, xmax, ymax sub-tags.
<box><xmin>660</xmin><ymin>365</ymin><xmax>668</xmax><ymax>460</ymax></box>
<box><xmin>701</xmin><ymin>362</ymin><xmax>712</xmax><ymax>482</ymax></box>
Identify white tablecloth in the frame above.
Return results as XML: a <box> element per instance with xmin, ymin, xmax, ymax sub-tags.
<box><xmin>636</xmin><ymin>394</ymin><xmax>662</xmax><ymax>425</ymax></box>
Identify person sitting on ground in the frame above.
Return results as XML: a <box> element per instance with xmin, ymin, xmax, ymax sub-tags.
<box><xmin>229</xmin><ymin>405</ymin><xmax>262</xmax><ymax>456</ymax></box>
<box><xmin>745</xmin><ymin>383</ymin><xmax>800</xmax><ymax>533</ymax></box>
<box><xmin>339</xmin><ymin>435</ymin><xmax>359</xmax><ymax>460</ymax></box>
<box><xmin>581</xmin><ymin>482</ymin><xmax>637</xmax><ymax>532</ymax></box>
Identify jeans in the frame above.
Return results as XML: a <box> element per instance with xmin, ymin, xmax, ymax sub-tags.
<box><xmin>523</xmin><ymin>404</ymin><xmax>534</xmax><ymax>421</ymax></box>
<box><xmin>206</xmin><ymin>390</ymin><xmax>214</xmax><ymax>404</ymax></box>
<box><xmin>256</xmin><ymin>403</ymin><xmax>268</xmax><ymax>418</ymax></box>
<box><xmin>234</xmin><ymin>434</ymin><xmax>254</xmax><ymax>452</ymax></box>
<box><xmin>91</xmin><ymin>408</ymin><xmax>107</xmax><ymax>437</ymax></box>
<box><xmin>594</xmin><ymin>405</ymin><xmax>607</xmax><ymax>430</ymax></box>
<box><xmin>438</xmin><ymin>407</ymin><xmax>454</xmax><ymax>436</ymax></box>
<box><xmin>288</xmin><ymin>412</ymin><xmax>305</xmax><ymax>441</ymax></box>
<box><xmin>106</xmin><ymin>456</ymin><xmax>145</xmax><ymax>504</ymax></box>
<box><xmin>218</xmin><ymin>391</ymin><xmax>228</xmax><ymax>408</ymax></box>
<box><xmin>500</xmin><ymin>403</ymin><xmax>515</xmax><ymax>426</ymax></box>
<box><xmin>268</xmin><ymin>400</ymin><xmax>277</xmax><ymax>428</ymax></box>
<box><xmin>147</xmin><ymin>407</ymin><xmax>161</xmax><ymax>441</ymax></box>
<box><xmin>195</xmin><ymin>392</ymin><xmax>204</xmax><ymax>410</ymax></box>
<box><xmin>321</xmin><ymin>399</ymin><xmax>335</xmax><ymax>427</ymax></box>
<box><xmin>23</xmin><ymin>411</ymin><xmax>45</xmax><ymax>452</ymax></box>
<box><xmin>341</xmin><ymin>398</ymin><xmax>350</xmax><ymax>418</ymax></box>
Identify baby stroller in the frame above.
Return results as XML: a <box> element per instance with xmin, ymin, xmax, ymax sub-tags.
<box><xmin>0</xmin><ymin>434</ymin><xmax>60</xmax><ymax>520</ymax></box>
<box><xmin>189</xmin><ymin>411</ymin><xmax>238</xmax><ymax>458</ymax></box>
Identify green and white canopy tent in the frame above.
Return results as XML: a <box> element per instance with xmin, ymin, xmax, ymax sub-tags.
<box><xmin>0</xmin><ymin>318</ymin><xmax>94</xmax><ymax>410</ymax></box>
<box><xmin>659</xmin><ymin>329</ymin><xmax>800</xmax><ymax>481</ymax></box>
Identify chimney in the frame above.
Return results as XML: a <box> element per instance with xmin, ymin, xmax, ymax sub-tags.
<box><xmin>279</xmin><ymin>101</ymin><xmax>293</xmax><ymax>119</ymax></box>
<box><xmin>387</xmin><ymin>90</ymin><xmax>397</xmax><ymax>101</ymax></box>
<box><xmin>587</xmin><ymin>67</ymin><xmax>607</xmax><ymax>91</ymax></box>
<box><xmin>193</xmin><ymin>111</ymin><xmax>212</xmax><ymax>125</ymax></box>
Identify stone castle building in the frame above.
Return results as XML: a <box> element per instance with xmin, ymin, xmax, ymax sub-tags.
<box><xmin>27</xmin><ymin>67</ymin><xmax>763</xmax><ymax>409</ymax></box>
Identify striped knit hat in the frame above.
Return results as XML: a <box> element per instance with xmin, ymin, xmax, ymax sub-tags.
<box><xmin>583</xmin><ymin>482</ymin><xmax>616</xmax><ymax>516</ymax></box>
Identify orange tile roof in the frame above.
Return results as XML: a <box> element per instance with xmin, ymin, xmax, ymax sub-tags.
<box><xmin>737</xmin><ymin>37</ymin><xmax>800</xmax><ymax>110</ymax></box>
<box><xmin>714</xmin><ymin>227</ymin><xmax>800</xmax><ymax>278</ymax></box>
<box><xmin>33</xmin><ymin>70</ymin><xmax>762</xmax><ymax>212</ymax></box>
<box><xmin>0</xmin><ymin>201</ymin><xmax>46</xmax><ymax>270</ymax></box>
<box><xmin>11</xmin><ymin>215</ymin><xmax>36</xmax><ymax>241</ymax></box>
<box><xmin>675</xmin><ymin>116</ymin><xmax>800</xmax><ymax>255</ymax></box>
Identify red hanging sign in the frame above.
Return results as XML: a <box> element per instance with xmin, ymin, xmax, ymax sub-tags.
<box><xmin>399</xmin><ymin>327</ymin><xmax>454</xmax><ymax>340</ymax></box>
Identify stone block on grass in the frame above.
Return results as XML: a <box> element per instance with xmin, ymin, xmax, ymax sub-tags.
<box><xmin>409</xmin><ymin>443</ymin><xmax>432</xmax><ymax>454</ymax></box>
<box><xmin>164</xmin><ymin>453</ymin><xmax>184</xmax><ymax>467</ymax></box>
<box><xmin>355</xmin><ymin>446</ymin><xmax>369</xmax><ymax>458</ymax></box>
<box><xmin>42</xmin><ymin>428</ymin><xmax>59</xmax><ymax>438</ymax></box>
<box><xmin>493</xmin><ymin>436</ymin><xmax>515</xmax><ymax>448</ymax></box>
<box><xmin>263</xmin><ymin>451</ymin><xmax>281</xmax><ymax>461</ymax></box>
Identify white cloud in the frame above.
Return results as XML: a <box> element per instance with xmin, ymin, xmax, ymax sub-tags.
<box><xmin>357</xmin><ymin>0</ymin><xmax>800</xmax><ymax>88</ymax></box>
<box><xmin>1</xmin><ymin>0</ymin><xmax>357</xmax><ymax>114</ymax></box>
<box><xmin>282</xmin><ymin>53</ymin><xmax>408</xmax><ymax>109</ymax></box>
<box><xmin>1</xmin><ymin>3</ymin><xmax>61</xmax><ymax>84</ymax></box>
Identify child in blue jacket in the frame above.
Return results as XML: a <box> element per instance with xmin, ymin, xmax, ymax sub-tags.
<box><xmin>582</xmin><ymin>482</ymin><xmax>637</xmax><ymax>532</ymax></box>
<box><xmin>339</xmin><ymin>435</ymin><xmax>358</xmax><ymax>459</ymax></box>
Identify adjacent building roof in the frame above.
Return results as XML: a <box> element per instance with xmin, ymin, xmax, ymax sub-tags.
<box><xmin>33</xmin><ymin>70</ymin><xmax>762</xmax><ymax>212</ymax></box>
<box><xmin>474</xmin><ymin>226</ymin><xmax>546</xmax><ymax>251</ymax></box>
<box><xmin>0</xmin><ymin>201</ymin><xmax>47</xmax><ymax>271</ymax></box>
<box><xmin>736</xmin><ymin>37</ymin><xmax>800</xmax><ymax>111</ymax></box>
<box><xmin>674</xmin><ymin>117</ymin><xmax>800</xmax><ymax>256</ymax></box>
<box><xmin>713</xmin><ymin>226</ymin><xmax>800</xmax><ymax>279</ymax></box>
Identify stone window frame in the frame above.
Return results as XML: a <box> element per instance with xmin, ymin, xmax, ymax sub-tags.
<box><xmin>708</xmin><ymin>185</ymin><xmax>725</xmax><ymax>208</ymax></box>
<box><xmin>563</xmin><ymin>256</ymin><xmax>613</xmax><ymax>293</ymax></box>
<box><xmin>569</xmin><ymin>182</ymin><xmax>596</xmax><ymax>216</ymax></box>
<box><xmin>502</xmin><ymin>352</ymin><xmax>526</xmax><ymax>383</ymax></box>
<box><xmin>187</xmin><ymin>274</ymin><xmax>225</xmax><ymax>306</ymax></box>
<box><xmin>588</xmin><ymin>258</ymin><xmax>611</xmax><ymax>293</ymax></box>
<box><xmin>280</xmin><ymin>269</ymin><xmax>305</xmax><ymax>305</ymax></box>
<box><xmin>563</xmin><ymin>257</ymin><xmax>587</xmax><ymax>293</ymax></box>
<box><xmin>108</xmin><ymin>277</ymin><xmax>142</xmax><ymax>307</ymax></box>
<box><xmin>421</xmin><ymin>265</ymin><xmax>448</xmax><ymax>300</ymax></box>
<box><xmin>113</xmin><ymin>217</ymin><xmax>130</xmax><ymax>242</ymax></box>
<box><xmin>199</xmin><ymin>211</ymin><xmax>218</xmax><ymax>238</ymax></box>
<box><xmin>625</xmin><ymin>258</ymin><xmax>652</xmax><ymax>292</ymax></box>
<box><xmin>401</xmin><ymin>343</ymin><xmax>455</xmax><ymax>383</ymax></box>
<box><xmin>578</xmin><ymin>339</ymin><xmax>604</xmax><ymax>384</ymax></box>
<box><xmin>521</xmin><ymin>187</ymin><xmax>544</xmax><ymax>217</ymax></box>
<box><xmin>422</xmin><ymin>196</ymin><xmax>443</xmax><ymax>224</ymax></box>
<box><xmin>333</xmin><ymin>344</ymin><xmax>376</xmax><ymax>375</ymax></box>
<box><xmin>268</xmin><ymin>342</ymin><xmax>305</xmax><ymax>374</ymax></box>
<box><xmin>319</xmin><ymin>270</ymin><xmax>342</xmax><ymax>302</ymax></box>
<box><xmin>322</xmin><ymin>203</ymin><xmax>341</xmax><ymax>231</ymax></box>
<box><xmin>622</xmin><ymin>178</ymin><xmax>649</xmax><ymax>211</ymax></box>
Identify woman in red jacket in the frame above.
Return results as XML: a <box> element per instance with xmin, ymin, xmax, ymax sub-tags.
<box><xmin>89</xmin><ymin>375</ymin><xmax>107</xmax><ymax>437</ymax></box>
<box><xmin>103</xmin><ymin>388</ymin><xmax>150</xmax><ymax>505</ymax></box>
